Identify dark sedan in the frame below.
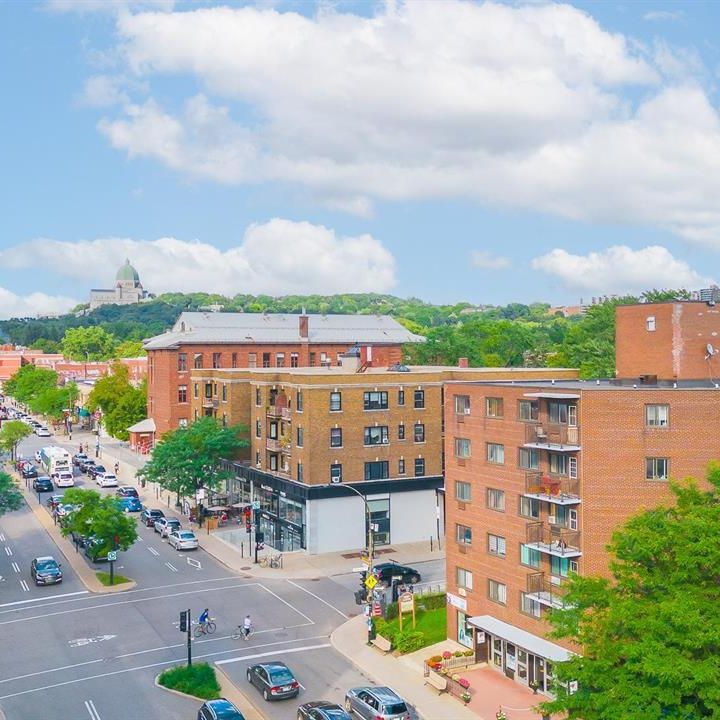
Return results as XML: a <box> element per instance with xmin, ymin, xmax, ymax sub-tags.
<box><xmin>298</xmin><ymin>701</ymin><xmax>351</xmax><ymax>720</ymax></box>
<box><xmin>374</xmin><ymin>562</ymin><xmax>421</xmax><ymax>586</ymax></box>
<box><xmin>72</xmin><ymin>453</ymin><xmax>89</xmax><ymax>467</ymax></box>
<box><xmin>246</xmin><ymin>661</ymin><xmax>300</xmax><ymax>702</ymax></box>
<box><xmin>32</xmin><ymin>476</ymin><xmax>54</xmax><ymax>492</ymax></box>
<box><xmin>79</xmin><ymin>458</ymin><xmax>96</xmax><ymax>473</ymax></box>
<box><xmin>21</xmin><ymin>464</ymin><xmax>38</xmax><ymax>479</ymax></box>
<box><xmin>140</xmin><ymin>508</ymin><xmax>165</xmax><ymax>527</ymax></box>
<box><xmin>31</xmin><ymin>556</ymin><xmax>62</xmax><ymax>585</ymax></box>
<box><xmin>197</xmin><ymin>698</ymin><xmax>246</xmax><ymax>720</ymax></box>
<box><xmin>116</xmin><ymin>486</ymin><xmax>139</xmax><ymax>499</ymax></box>
<box><xmin>87</xmin><ymin>464</ymin><xmax>106</xmax><ymax>479</ymax></box>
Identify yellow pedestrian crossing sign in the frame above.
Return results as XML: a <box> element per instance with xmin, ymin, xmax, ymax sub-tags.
<box><xmin>364</xmin><ymin>574</ymin><xmax>378</xmax><ymax>590</ymax></box>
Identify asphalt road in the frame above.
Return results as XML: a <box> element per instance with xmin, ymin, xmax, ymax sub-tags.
<box><xmin>0</xmin><ymin>429</ymin><xmax>421</xmax><ymax>720</ymax></box>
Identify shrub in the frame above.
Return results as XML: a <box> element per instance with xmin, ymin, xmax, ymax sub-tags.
<box><xmin>394</xmin><ymin>630</ymin><xmax>425</xmax><ymax>654</ymax></box>
<box><xmin>158</xmin><ymin>663</ymin><xmax>220</xmax><ymax>700</ymax></box>
<box><xmin>385</xmin><ymin>603</ymin><xmax>399</xmax><ymax>620</ymax></box>
<box><xmin>442</xmin><ymin>650</ymin><xmax>452</xmax><ymax>660</ymax></box>
<box><xmin>458</xmin><ymin>678</ymin><xmax>470</xmax><ymax>689</ymax></box>
<box><xmin>464</xmin><ymin>650</ymin><xmax>474</xmax><ymax>657</ymax></box>
<box><xmin>420</xmin><ymin>592</ymin><xmax>447</xmax><ymax>610</ymax></box>
<box><xmin>454</xmin><ymin>650</ymin><xmax>464</xmax><ymax>657</ymax></box>
<box><xmin>427</xmin><ymin>655</ymin><xmax>443</xmax><ymax>664</ymax></box>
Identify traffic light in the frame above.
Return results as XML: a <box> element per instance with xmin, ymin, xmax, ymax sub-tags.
<box><xmin>359</xmin><ymin>571</ymin><xmax>367</xmax><ymax>590</ymax></box>
<box><xmin>179</xmin><ymin>610</ymin><xmax>188</xmax><ymax>632</ymax></box>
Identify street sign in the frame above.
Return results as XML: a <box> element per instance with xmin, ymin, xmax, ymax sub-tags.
<box><xmin>364</xmin><ymin>574</ymin><xmax>378</xmax><ymax>590</ymax></box>
<box><xmin>107</xmin><ymin>551</ymin><xmax>117</xmax><ymax>562</ymax></box>
<box><xmin>399</xmin><ymin>591</ymin><xmax>414</xmax><ymax>613</ymax></box>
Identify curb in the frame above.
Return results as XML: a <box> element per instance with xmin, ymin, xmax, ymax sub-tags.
<box><xmin>153</xmin><ymin>673</ymin><xmax>205</xmax><ymax>702</ymax></box>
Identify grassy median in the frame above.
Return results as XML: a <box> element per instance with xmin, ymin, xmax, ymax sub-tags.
<box><xmin>158</xmin><ymin>663</ymin><xmax>221</xmax><ymax>700</ymax></box>
<box><xmin>95</xmin><ymin>571</ymin><xmax>131</xmax><ymax>586</ymax></box>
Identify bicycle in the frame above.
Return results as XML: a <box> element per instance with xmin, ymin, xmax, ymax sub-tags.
<box><xmin>259</xmin><ymin>553</ymin><xmax>283</xmax><ymax>569</ymax></box>
<box><xmin>231</xmin><ymin>624</ymin><xmax>253</xmax><ymax>641</ymax></box>
<box><xmin>193</xmin><ymin>618</ymin><xmax>217</xmax><ymax>638</ymax></box>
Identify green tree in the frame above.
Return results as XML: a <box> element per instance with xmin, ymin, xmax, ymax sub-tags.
<box><xmin>0</xmin><ymin>471</ymin><xmax>23</xmax><ymax>516</ymax></box>
<box><xmin>138</xmin><ymin>418</ymin><xmax>248</xmax><ymax>510</ymax></box>
<box><xmin>113</xmin><ymin>340</ymin><xmax>145</xmax><ymax>358</ymax></box>
<box><xmin>4</xmin><ymin>365</ymin><xmax>58</xmax><ymax>405</ymax></box>
<box><xmin>31</xmin><ymin>383</ymin><xmax>79</xmax><ymax>421</ymax></box>
<box><xmin>0</xmin><ymin>420</ymin><xmax>33</xmax><ymax>460</ymax></box>
<box><xmin>60</xmin><ymin>488</ymin><xmax>138</xmax><ymax>554</ymax></box>
<box><xmin>61</xmin><ymin>326</ymin><xmax>117</xmax><ymax>361</ymax></box>
<box><xmin>30</xmin><ymin>338</ymin><xmax>62</xmax><ymax>353</ymax></box>
<box><xmin>105</xmin><ymin>382</ymin><xmax>147</xmax><ymax>441</ymax></box>
<box><xmin>541</xmin><ymin>462</ymin><xmax>720</xmax><ymax>719</ymax></box>
<box><xmin>641</xmin><ymin>288</ymin><xmax>692</xmax><ymax>303</ymax></box>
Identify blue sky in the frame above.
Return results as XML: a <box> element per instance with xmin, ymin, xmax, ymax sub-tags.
<box><xmin>1</xmin><ymin>0</ymin><xmax>720</xmax><ymax>317</ymax></box>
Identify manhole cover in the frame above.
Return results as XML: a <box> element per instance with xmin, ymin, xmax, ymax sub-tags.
<box><xmin>310</xmin><ymin>577</ymin><xmax>320</xmax><ymax>582</ymax></box>
<box><xmin>240</xmin><ymin>566</ymin><xmax>251</xmax><ymax>570</ymax></box>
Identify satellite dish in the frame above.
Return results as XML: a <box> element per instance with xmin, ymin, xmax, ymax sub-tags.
<box><xmin>706</xmin><ymin>343</ymin><xmax>716</xmax><ymax>359</ymax></box>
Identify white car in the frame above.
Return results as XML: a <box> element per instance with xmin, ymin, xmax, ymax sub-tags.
<box><xmin>34</xmin><ymin>450</ymin><xmax>42</xmax><ymax>462</ymax></box>
<box><xmin>96</xmin><ymin>472</ymin><xmax>118</xmax><ymax>488</ymax></box>
<box><xmin>54</xmin><ymin>472</ymin><xmax>75</xmax><ymax>488</ymax></box>
<box><xmin>167</xmin><ymin>530</ymin><xmax>199</xmax><ymax>550</ymax></box>
<box><xmin>35</xmin><ymin>427</ymin><xmax>51</xmax><ymax>437</ymax></box>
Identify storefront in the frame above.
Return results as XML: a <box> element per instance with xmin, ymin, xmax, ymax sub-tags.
<box><xmin>468</xmin><ymin>615</ymin><xmax>572</xmax><ymax>694</ymax></box>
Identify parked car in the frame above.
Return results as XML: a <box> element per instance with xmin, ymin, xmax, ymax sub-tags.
<box><xmin>71</xmin><ymin>530</ymin><xmax>89</xmax><ymax>548</ymax></box>
<box><xmin>53</xmin><ymin>471</ymin><xmax>75</xmax><ymax>488</ymax></box>
<box><xmin>46</xmin><ymin>494</ymin><xmax>63</xmax><ymax>510</ymax></box>
<box><xmin>167</xmin><ymin>529</ymin><xmax>199</xmax><ymax>550</ymax></box>
<box><xmin>32</xmin><ymin>476</ymin><xmax>54</xmax><ymax>492</ymax></box>
<box><xmin>84</xmin><ymin>537</ymin><xmax>110</xmax><ymax>562</ymax></box>
<box><xmin>96</xmin><ymin>472</ymin><xmax>118</xmax><ymax>488</ymax></box>
<box><xmin>116</xmin><ymin>486</ymin><xmax>139</xmax><ymax>499</ymax></box>
<box><xmin>54</xmin><ymin>503</ymin><xmax>76</xmax><ymax>518</ymax></box>
<box><xmin>373</xmin><ymin>563</ymin><xmax>421</xmax><ymax>587</ymax></box>
<box><xmin>154</xmin><ymin>517</ymin><xmax>181</xmax><ymax>536</ymax></box>
<box><xmin>35</xmin><ymin>427</ymin><xmax>51</xmax><ymax>437</ymax></box>
<box><xmin>79</xmin><ymin>458</ymin><xmax>96</xmax><ymax>473</ymax></box>
<box><xmin>87</xmin><ymin>464</ymin><xmax>106</xmax><ymax>479</ymax></box>
<box><xmin>72</xmin><ymin>453</ymin><xmax>89</xmax><ymax>467</ymax></box>
<box><xmin>21</xmin><ymin>463</ymin><xmax>38</xmax><ymax>479</ymax></box>
<box><xmin>140</xmin><ymin>508</ymin><xmax>165</xmax><ymax>527</ymax></box>
<box><xmin>344</xmin><ymin>687</ymin><xmax>410</xmax><ymax>720</ymax></box>
<box><xmin>197</xmin><ymin>698</ymin><xmax>246</xmax><ymax>720</ymax></box>
<box><xmin>34</xmin><ymin>450</ymin><xmax>43</xmax><ymax>462</ymax></box>
<box><xmin>117</xmin><ymin>496</ymin><xmax>142</xmax><ymax>513</ymax></box>
<box><xmin>298</xmin><ymin>701</ymin><xmax>352</xmax><ymax>720</ymax></box>
<box><xmin>246</xmin><ymin>661</ymin><xmax>299</xmax><ymax>702</ymax></box>
<box><xmin>30</xmin><ymin>556</ymin><xmax>63</xmax><ymax>586</ymax></box>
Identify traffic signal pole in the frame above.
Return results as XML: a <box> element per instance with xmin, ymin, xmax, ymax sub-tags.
<box><xmin>186</xmin><ymin>608</ymin><xmax>192</xmax><ymax>666</ymax></box>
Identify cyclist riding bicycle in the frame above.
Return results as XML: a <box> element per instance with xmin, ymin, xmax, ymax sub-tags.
<box><xmin>242</xmin><ymin>614</ymin><xmax>252</xmax><ymax>639</ymax></box>
<box><xmin>198</xmin><ymin>608</ymin><xmax>210</xmax><ymax>629</ymax></box>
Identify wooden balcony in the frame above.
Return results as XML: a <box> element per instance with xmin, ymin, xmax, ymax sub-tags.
<box><xmin>267</xmin><ymin>405</ymin><xmax>292</xmax><ymax>421</ymax></box>
<box><xmin>526</xmin><ymin>572</ymin><xmax>569</xmax><ymax>609</ymax></box>
<box><xmin>524</xmin><ymin>472</ymin><xmax>581</xmax><ymax>505</ymax></box>
<box><xmin>524</xmin><ymin>423</ymin><xmax>580</xmax><ymax>451</ymax></box>
<box><xmin>526</xmin><ymin>521</ymin><xmax>582</xmax><ymax>558</ymax></box>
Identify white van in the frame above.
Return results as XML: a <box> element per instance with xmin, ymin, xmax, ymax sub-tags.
<box><xmin>54</xmin><ymin>471</ymin><xmax>75</xmax><ymax>488</ymax></box>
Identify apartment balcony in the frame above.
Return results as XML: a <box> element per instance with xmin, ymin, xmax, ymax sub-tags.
<box><xmin>267</xmin><ymin>405</ymin><xmax>292</xmax><ymax>421</ymax></box>
<box><xmin>526</xmin><ymin>572</ymin><xmax>569</xmax><ymax>609</ymax></box>
<box><xmin>526</xmin><ymin>521</ymin><xmax>582</xmax><ymax>558</ymax></box>
<box><xmin>524</xmin><ymin>472</ymin><xmax>581</xmax><ymax>505</ymax></box>
<box><xmin>202</xmin><ymin>397</ymin><xmax>219</xmax><ymax>409</ymax></box>
<box><xmin>266</xmin><ymin>437</ymin><xmax>282</xmax><ymax>452</ymax></box>
<box><xmin>524</xmin><ymin>423</ymin><xmax>580</xmax><ymax>451</ymax></box>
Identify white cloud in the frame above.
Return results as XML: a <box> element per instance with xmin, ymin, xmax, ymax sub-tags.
<box><xmin>471</xmin><ymin>250</ymin><xmax>511</xmax><ymax>270</ymax></box>
<box><xmin>0</xmin><ymin>219</ymin><xmax>396</xmax><ymax>296</ymax></box>
<box><xmin>88</xmin><ymin>1</ymin><xmax>720</xmax><ymax>245</ymax></box>
<box><xmin>643</xmin><ymin>10</ymin><xmax>683</xmax><ymax>22</ymax></box>
<box><xmin>80</xmin><ymin>75</ymin><xmax>129</xmax><ymax>107</ymax></box>
<box><xmin>531</xmin><ymin>245</ymin><xmax>712</xmax><ymax>294</ymax></box>
<box><xmin>0</xmin><ymin>288</ymin><xmax>77</xmax><ymax>320</ymax></box>
<box><xmin>47</xmin><ymin>0</ymin><xmax>174</xmax><ymax>13</ymax></box>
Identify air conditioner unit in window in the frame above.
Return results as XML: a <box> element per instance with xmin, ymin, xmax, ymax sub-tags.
<box><xmin>464</xmin><ymin>408</ymin><xmax>471</xmax><ymax>415</ymax></box>
<box><xmin>382</xmin><ymin>438</ymin><xmax>389</xmax><ymax>444</ymax></box>
<box><xmin>256</xmin><ymin>462</ymin><xmax>261</xmax><ymax>469</ymax></box>
<box><xmin>457</xmin><ymin>587</ymin><xmax>467</xmax><ymax>597</ymax></box>
<box><xmin>548</xmin><ymin>515</ymin><xmax>557</xmax><ymax>525</ymax></box>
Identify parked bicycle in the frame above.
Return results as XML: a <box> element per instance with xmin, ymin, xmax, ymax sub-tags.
<box><xmin>193</xmin><ymin>618</ymin><xmax>217</xmax><ymax>638</ymax></box>
<box><xmin>259</xmin><ymin>553</ymin><xmax>283</xmax><ymax>569</ymax></box>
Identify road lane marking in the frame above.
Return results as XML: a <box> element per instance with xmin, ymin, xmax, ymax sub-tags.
<box><xmin>4</xmin><ymin>547</ymin><xmax>12</xmax><ymax>556</ymax></box>
<box><xmin>286</xmin><ymin>579</ymin><xmax>349</xmax><ymax>619</ymax></box>
<box><xmin>0</xmin><ymin>590</ymin><xmax>89</xmax><ymax>609</ymax></box>
<box><xmin>69</xmin><ymin>635</ymin><xmax>116</xmax><ymax>648</ymax></box>
<box><xmin>165</xmin><ymin>562</ymin><xmax>178</xmax><ymax>572</ymax></box>
<box><xmin>147</xmin><ymin>547</ymin><xmax>159</xmax><ymax>556</ymax></box>
<box><xmin>216</xmin><ymin>642</ymin><xmax>332</xmax><ymax>666</ymax></box>
<box><xmin>19</xmin><ymin>580</ymin><xmax>30</xmax><ymax>592</ymax></box>
<box><xmin>0</xmin><ymin>634</ymin><xmax>330</xmax><ymax>698</ymax></box>
<box><xmin>0</xmin><ymin>533</ymin><xmax>5</xmax><ymax>541</ymax></box>
<box><xmin>187</xmin><ymin>557</ymin><xmax>202</xmax><ymax>569</ymax></box>
<box><xmin>11</xmin><ymin>562</ymin><xmax>19</xmax><ymax>573</ymax></box>
<box><xmin>84</xmin><ymin>699</ymin><xmax>101</xmax><ymax>720</ymax></box>
<box><xmin>258</xmin><ymin>583</ymin><xmax>313</xmax><ymax>624</ymax></box>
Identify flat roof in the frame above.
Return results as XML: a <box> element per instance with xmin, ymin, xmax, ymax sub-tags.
<box><xmin>450</xmin><ymin>379</ymin><xmax>720</xmax><ymax>390</ymax></box>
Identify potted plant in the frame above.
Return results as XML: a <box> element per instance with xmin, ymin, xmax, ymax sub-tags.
<box><xmin>461</xmin><ymin>691</ymin><xmax>471</xmax><ymax>704</ymax></box>
<box><xmin>442</xmin><ymin>650</ymin><xmax>452</xmax><ymax>660</ymax></box>
<box><xmin>458</xmin><ymin>678</ymin><xmax>470</xmax><ymax>689</ymax></box>
<box><xmin>529</xmin><ymin>680</ymin><xmax>539</xmax><ymax>694</ymax></box>
<box><xmin>496</xmin><ymin>709</ymin><xmax>507</xmax><ymax>720</ymax></box>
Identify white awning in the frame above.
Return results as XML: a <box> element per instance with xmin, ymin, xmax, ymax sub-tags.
<box><xmin>468</xmin><ymin>615</ymin><xmax>573</xmax><ymax>662</ymax></box>
<box><xmin>523</xmin><ymin>392</ymin><xmax>580</xmax><ymax>400</ymax></box>
<box><xmin>127</xmin><ymin>418</ymin><xmax>156</xmax><ymax>433</ymax></box>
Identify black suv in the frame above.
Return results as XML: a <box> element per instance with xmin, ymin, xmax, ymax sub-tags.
<box><xmin>140</xmin><ymin>508</ymin><xmax>165</xmax><ymax>527</ymax></box>
<box><xmin>374</xmin><ymin>563</ymin><xmax>421</xmax><ymax>586</ymax></box>
<box><xmin>87</xmin><ymin>464</ymin><xmax>106</xmax><ymax>479</ymax></box>
<box><xmin>21</xmin><ymin>464</ymin><xmax>38</xmax><ymax>479</ymax></box>
<box><xmin>33</xmin><ymin>476</ymin><xmax>53</xmax><ymax>492</ymax></box>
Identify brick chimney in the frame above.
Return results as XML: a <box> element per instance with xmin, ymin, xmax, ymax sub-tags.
<box><xmin>299</xmin><ymin>314</ymin><xmax>309</xmax><ymax>339</ymax></box>
<box><xmin>458</xmin><ymin>357</ymin><xmax>469</xmax><ymax>368</ymax></box>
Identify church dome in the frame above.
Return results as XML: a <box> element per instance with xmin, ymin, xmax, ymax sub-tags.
<box><xmin>116</xmin><ymin>259</ymin><xmax>140</xmax><ymax>285</ymax></box>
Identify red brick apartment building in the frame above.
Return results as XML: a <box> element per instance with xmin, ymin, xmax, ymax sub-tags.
<box><xmin>144</xmin><ymin>312</ymin><xmax>426</xmax><ymax>435</ymax></box>
<box><xmin>444</xmin><ymin>300</ymin><xmax>720</xmax><ymax>695</ymax></box>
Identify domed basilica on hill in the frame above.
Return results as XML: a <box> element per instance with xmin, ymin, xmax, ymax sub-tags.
<box><xmin>89</xmin><ymin>259</ymin><xmax>153</xmax><ymax>310</ymax></box>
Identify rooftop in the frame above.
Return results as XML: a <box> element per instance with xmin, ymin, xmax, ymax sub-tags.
<box><xmin>449</xmin><ymin>378</ymin><xmax>720</xmax><ymax>390</ymax></box>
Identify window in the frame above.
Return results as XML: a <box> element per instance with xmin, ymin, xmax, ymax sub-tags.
<box><xmin>221</xmin><ymin>384</ymin><xmax>227</xmax><ymax>402</ymax></box>
<box><xmin>364</xmin><ymin>426</ymin><xmax>389</xmax><ymax>445</ymax></box>
<box><xmin>255</xmin><ymin>419</ymin><xmax>261</xmax><ymax>438</ymax></box>
<box><xmin>296</xmin><ymin>427</ymin><xmax>304</xmax><ymax>447</ymax></box>
<box><xmin>364</xmin><ymin>460</ymin><xmax>389</xmax><ymax>481</ymax></box>
<box><xmin>213</xmin><ymin>383</ymin><xmax>218</xmax><ymax>397</ymax></box>
<box><xmin>177</xmin><ymin>385</ymin><xmax>187</xmax><ymax>403</ymax></box>
<box><xmin>414</xmin><ymin>423</ymin><xmax>425</xmax><ymax>443</ymax></box>
<box><xmin>647</xmin><ymin>315</ymin><xmax>656</xmax><ymax>332</ymax></box>
<box><xmin>330</xmin><ymin>391</ymin><xmax>342</xmax><ymax>412</ymax></box>
<box><xmin>455</xmin><ymin>480</ymin><xmax>471</xmax><ymax>502</ymax></box>
<box><xmin>262</xmin><ymin>352</ymin><xmax>271</xmax><ymax>368</ymax></box>
<box><xmin>330</xmin><ymin>427</ymin><xmax>343</xmax><ymax>448</ymax></box>
<box><xmin>551</xmin><ymin>555</ymin><xmax>571</xmax><ymax>578</ymax></box>
<box><xmin>254</xmin><ymin>451</ymin><xmax>261</xmax><ymax>467</ymax></box>
<box><xmin>269</xmin><ymin>454</ymin><xmax>278</xmax><ymax>471</ymax></box>
<box><xmin>248</xmin><ymin>353</ymin><xmax>257</xmax><ymax>369</ymax></box>
<box><xmin>177</xmin><ymin>353</ymin><xmax>187</xmax><ymax>371</ymax></box>
<box><xmin>487</xmin><ymin>488</ymin><xmax>505</xmax><ymax>512</ymax></box>
<box><xmin>521</xmin><ymin>592</ymin><xmax>541</xmax><ymax>618</ymax></box>
<box><xmin>454</xmin><ymin>438</ymin><xmax>471</xmax><ymax>458</ymax></box>
<box><xmin>330</xmin><ymin>463</ymin><xmax>342</xmax><ymax>483</ymax></box>
<box><xmin>297</xmin><ymin>462</ymin><xmax>304</xmax><ymax>482</ymax></box>
<box><xmin>486</xmin><ymin>443</ymin><xmax>505</xmax><ymax>464</ymax></box>
<box><xmin>231</xmin><ymin>352</ymin><xmax>237</xmax><ymax>369</ymax></box>
<box><xmin>520</xmin><ymin>496</ymin><xmax>540</xmax><ymax>519</ymax></box>
<box><xmin>269</xmin><ymin>422</ymin><xmax>278</xmax><ymax>439</ymax></box>
<box><xmin>488</xmin><ymin>579</ymin><xmax>507</xmax><ymax>605</ymax></box>
<box><xmin>646</xmin><ymin>404</ymin><xmax>669</xmax><ymax>427</ymax></box>
<box><xmin>456</xmin><ymin>524</ymin><xmax>472</xmax><ymax>545</ymax></box>
<box><xmin>549</xmin><ymin>402</ymin><xmax>570</xmax><ymax>424</ymax></box>
<box><xmin>549</xmin><ymin>453</ymin><xmax>568</xmax><ymax>475</ymax></box>
<box><xmin>178</xmin><ymin>418</ymin><xmax>188</xmax><ymax>428</ymax></box>
<box><xmin>193</xmin><ymin>408</ymin><xmax>198</xmax><ymax>421</ymax></box>
<box><xmin>414</xmin><ymin>457</ymin><xmax>425</xmax><ymax>476</ymax></box>
<box><xmin>221</xmin><ymin>413</ymin><xmax>227</xmax><ymax>427</ymax></box>
<box><xmin>193</xmin><ymin>353</ymin><xmax>203</xmax><ymax>369</ymax></box>
<box><xmin>255</xmin><ymin>387</ymin><xmax>262</xmax><ymax>406</ymax></box>
<box><xmin>486</xmin><ymin>397</ymin><xmax>503</xmax><ymax>417</ymax></box>
<box><xmin>398</xmin><ymin>458</ymin><xmax>405</xmax><ymax>475</ymax></box>
<box><xmin>204</xmin><ymin>383</ymin><xmax>212</xmax><ymax>399</ymax></box>
<box><xmin>454</xmin><ymin>395</ymin><xmax>470</xmax><ymax>414</ymax></box>
<box><xmin>193</xmin><ymin>383</ymin><xmax>199</xmax><ymax>399</ymax></box>
<box><xmin>212</xmin><ymin>352</ymin><xmax>221</xmax><ymax>369</ymax></box>
<box><xmin>569</xmin><ymin>456</ymin><xmax>578</xmax><ymax>479</ymax></box>
<box><xmin>290</xmin><ymin>352</ymin><xmax>299</xmax><ymax>368</ymax></box>
<box><xmin>521</xmin><ymin>544</ymin><xmax>541</xmax><ymax>568</ymax></box>
<box><xmin>398</xmin><ymin>423</ymin><xmax>406</xmax><ymax>440</ymax></box>
<box><xmin>276</xmin><ymin>353</ymin><xmax>285</xmax><ymax>368</ymax></box>
<box><xmin>364</xmin><ymin>391</ymin><xmax>388</xmax><ymax>410</ymax></box>
<box><xmin>456</xmin><ymin>567</ymin><xmax>473</xmax><ymax>590</ymax></box>
<box><xmin>414</xmin><ymin>389</ymin><xmax>425</xmax><ymax>409</ymax></box>
<box><xmin>296</xmin><ymin>390</ymin><xmax>303</xmax><ymax>412</ymax></box>
<box><xmin>398</xmin><ymin>389</ymin><xmax>405</xmax><ymax>406</ymax></box>
<box><xmin>309</xmin><ymin>352</ymin><xmax>316</xmax><ymax>367</ymax></box>
<box><xmin>518</xmin><ymin>399</ymin><xmax>538</xmax><ymax>421</ymax></box>
<box><xmin>646</xmin><ymin>457</ymin><xmax>669</xmax><ymax>481</ymax></box>
<box><xmin>488</xmin><ymin>534</ymin><xmax>506</xmax><ymax>557</ymax></box>
<box><xmin>519</xmin><ymin>448</ymin><xmax>539</xmax><ymax>470</ymax></box>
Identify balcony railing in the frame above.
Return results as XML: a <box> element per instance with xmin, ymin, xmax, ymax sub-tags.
<box><xmin>524</xmin><ymin>472</ymin><xmax>581</xmax><ymax>505</ymax></box>
<box><xmin>526</xmin><ymin>521</ymin><xmax>582</xmax><ymax>558</ymax></box>
<box><xmin>524</xmin><ymin>423</ymin><xmax>580</xmax><ymax>450</ymax></box>
<box><xmin>267</xmin><ymin>405</ymin><xmax>292</xmax><ymax>421</ymax></box>
<box><xmin>526</xmin><ymin>572</ymin><xmax>569</xmax><ymax>609</ymax></box>
<box><xmin>266</xmin><ymin>438</ymin><xmax>282</xmax><ymax>452</ymax></box>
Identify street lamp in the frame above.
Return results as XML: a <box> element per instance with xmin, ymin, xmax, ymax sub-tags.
<box><xmin>327</xmin><ymin>482</ymin><xmax>374</xmax><ymax>643</ymax></box>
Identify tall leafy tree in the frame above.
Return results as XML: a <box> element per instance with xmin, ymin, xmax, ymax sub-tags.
<box><xmin>541</xmin><ymin>462</ymin><xmax>720</xmax><ymax>719</ymax></box>
<box><xmin>104</xmin><ymin>382</ymin><xmax>147</xmax><ymax>441</ymax></box>
<box><xmin>0</xmin><ymin>471</ymin><xmax>23</xmax><ymax>516</ymax></box>
<box><xmin>61</xmin><ymin>326</ymin><xmax>117</xmax><ymax>361</ymax></box>
<box><xmin>4</xmin><ymin>365</ymin><xmax>58</xmax><ymax>405</ymax></box>
<box><xmin>113</xmin><ymin>340</ymin><xmax>145</xmax><ymax>358</ymax></box>
<box><xmin>0</xmin><ymin>420</ymin><xmax>33</xmax><ymax>460</ymax></box>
